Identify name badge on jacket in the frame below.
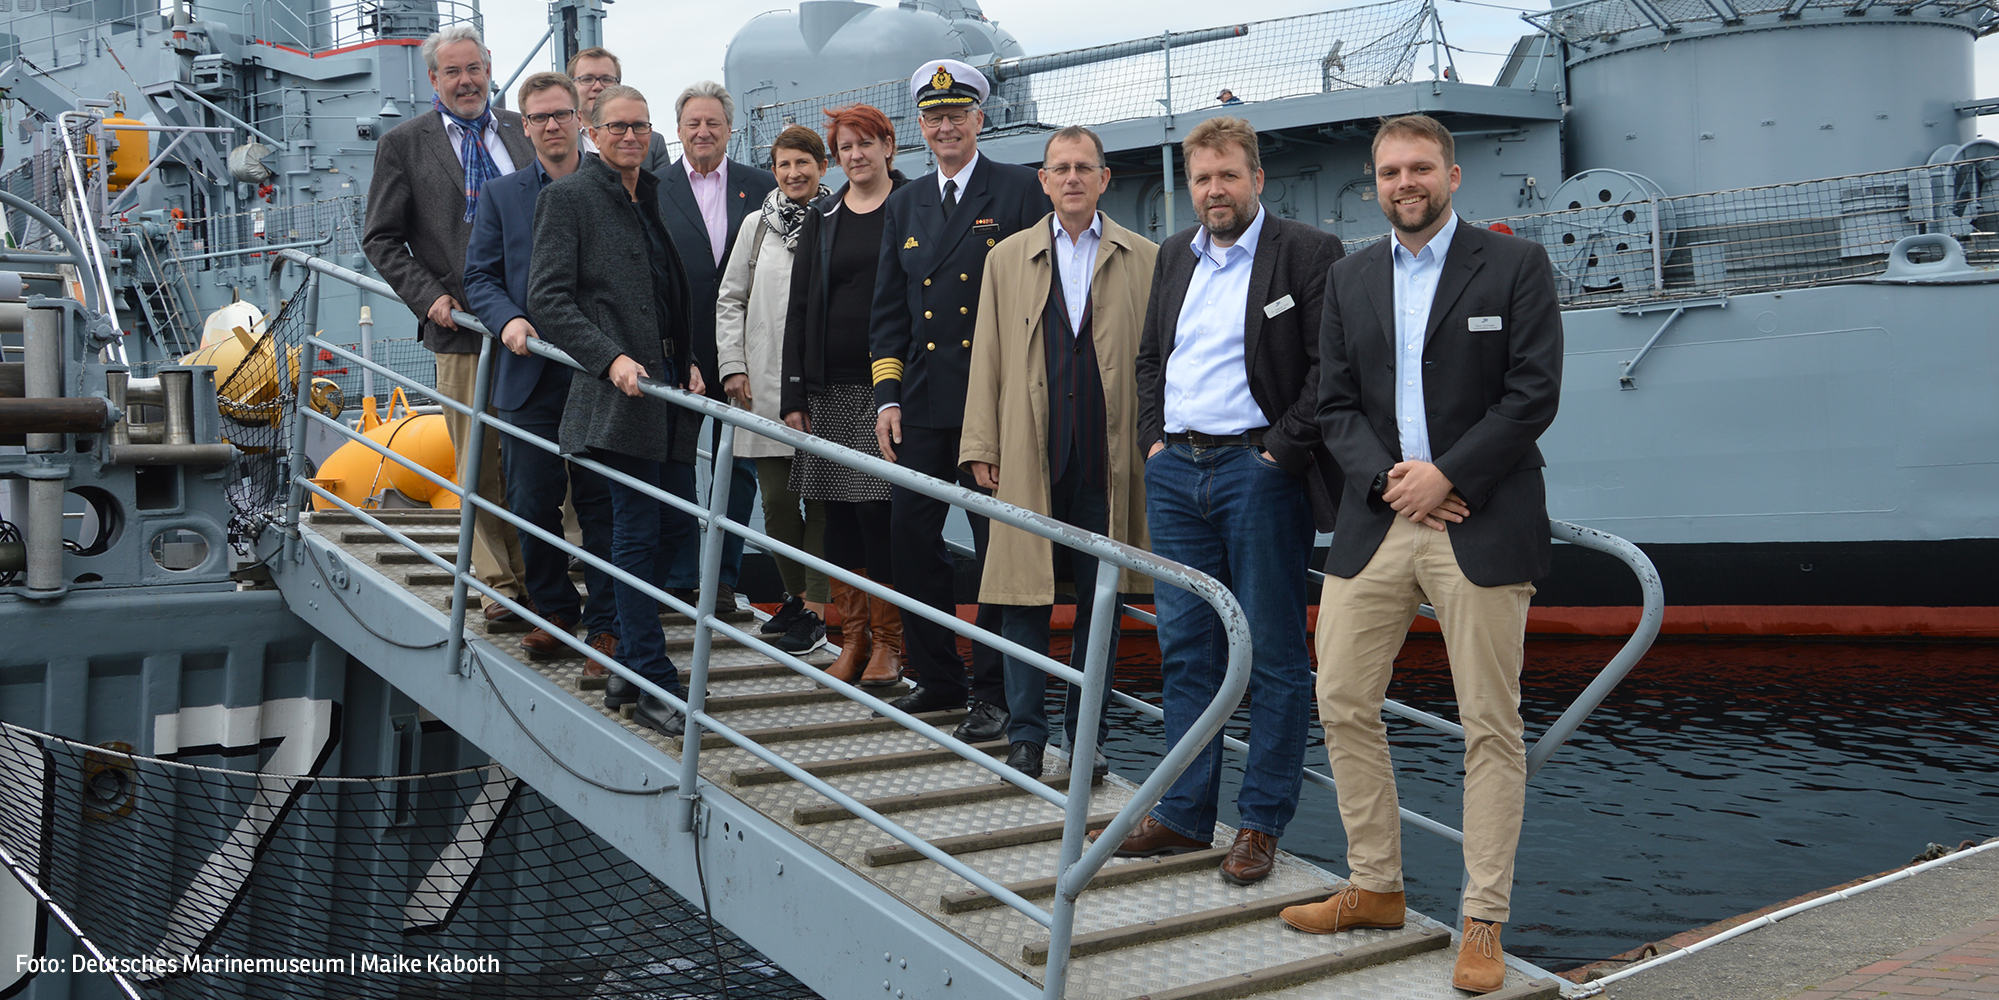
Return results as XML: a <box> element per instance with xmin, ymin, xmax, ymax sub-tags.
<box><xmin>1263</xmin><ymin>294</ymin><xmax>1295</xmax><ymax>319</ymax></box>
<box><xmin>972</xmin><ymin>218</ymin><xmax>1000</xmax><ymax>234</ymax></box>
<box><xmin>1469</xmin><ymin>316</ymin><xmax>1503</xmax><ymax>331</ymax></box>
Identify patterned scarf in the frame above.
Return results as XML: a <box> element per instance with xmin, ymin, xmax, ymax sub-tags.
<box><xmin>433</xmin><ymin>93</ymin><xmax>500</xmax><ymax>223</ymax></box>
<box><xmin>760</xmin><ymin>184</ymin><xmax>827</xmax><ymax>253</ymax></box>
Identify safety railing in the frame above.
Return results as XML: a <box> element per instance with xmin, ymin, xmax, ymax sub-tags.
<box><xmin>271</xmin><ymin>250</ymin><xmax>1250</xmax><ymax>1000</ymax></box>
<box><xmin>949</xmin><ymin>508</ymin><xmax>1664</xmax><ymax>923</ymax></box>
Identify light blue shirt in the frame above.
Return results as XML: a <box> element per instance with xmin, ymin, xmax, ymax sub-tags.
<box><xmin>1163</xmin><ymin>206</ymin><xmax>1270</xmax><ymax>436</ymax></box>
<box><xmin>1051</xmin><ymin>212</ymin><xmax>1102</xmax><ymax>333</ymax></box>
<box><xmin>1392</xmin><ymin>212</ymin><xmax>1459</xmax><ymax>463</ymax></box>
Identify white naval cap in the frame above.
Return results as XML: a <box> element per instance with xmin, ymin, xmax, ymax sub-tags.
<box><xmin>910</xmin><ymin>59</ymin><xmax>989</xmax><ymax>110</ymax></box>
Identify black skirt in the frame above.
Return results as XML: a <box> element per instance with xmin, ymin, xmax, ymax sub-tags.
<box><xmin>790</xmin><ymin>382</ymin><xmax>893</xmax><ymax>503</ymax></box>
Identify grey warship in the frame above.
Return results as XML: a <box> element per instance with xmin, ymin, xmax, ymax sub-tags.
<box><xmin>732</xmin><ymin>0</ymin><xmax>1999</xmax><ymax>634</ymax></box>
<box><xmin>0</xmin><ymin>0</ymin><xmax>1965</xmax><ymax>996</ymax></box>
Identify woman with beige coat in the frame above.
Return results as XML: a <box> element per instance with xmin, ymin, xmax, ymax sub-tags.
<box><xmin>717</xmin><ymin>125</ymin><xmax>832</xmax><ymax>653</ymax></box>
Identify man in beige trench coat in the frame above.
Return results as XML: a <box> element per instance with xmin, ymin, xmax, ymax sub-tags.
<box><xmin>960</xmin><ymin>126</ymin><xmax>1159</xmax><ymax>780</ymax></box>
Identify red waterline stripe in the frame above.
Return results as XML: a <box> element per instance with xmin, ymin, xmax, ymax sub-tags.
<box><xmin>252</xmin><ymin>38</ymin><xmax>423</xmax><ymax>58</ymax></box>
<box><xmin>770</xmin><ymin>604</ymin><xmax>1999</xmax><ymax>639</ymax></box>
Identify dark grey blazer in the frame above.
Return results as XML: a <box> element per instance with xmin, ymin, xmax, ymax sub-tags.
<box><xmin>362</xmin><ymin>108</ymin><xmax>534</xmax><ymax>354</ymax></box>
<box><xmin>528</xmin><ymin>156</ymin><xmax>699</xmax><ymax>466</ymax></box>
<box><xmin>1316</xmin><ymin>220</ymin><xmax>1564</xmax><ymax>586</ymax></box>
<box><xmin>1134</xmin><ymin>212</ymin><xmax>1347</xmax><ymax>531</ymax></box>
<box><xmin>657</xmin><ymin>156</ymin><xmax>776</xmax><ymax>399</ymax></box>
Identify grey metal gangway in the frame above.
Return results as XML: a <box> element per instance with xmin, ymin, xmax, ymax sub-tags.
<box><xmin>263</xmin><ymin>247</ymin><xmax>1662</xmax><ymax>1000</ymax></box>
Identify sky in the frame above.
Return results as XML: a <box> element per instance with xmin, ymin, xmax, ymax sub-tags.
<box><xmin>475</xmin><ymin>0</ymin><xmax>1998</xmax><ymax>144</ymax></box>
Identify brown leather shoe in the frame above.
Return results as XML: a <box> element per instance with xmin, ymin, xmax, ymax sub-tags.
<box><xmin>858</xmin><ymin>587</ymin><xmax>904</xmax><ymax>687</ymax></box>
<box><xmin>824</xmin><ymin>579</ymin><xmax>871</xmax><ymax>684</ymax></box>
<box><xmin>519</xmin><ymin>614</ymin><xmax>577</xmax><ymax>660</ymax></box>
<box><xmin>1452</xmin><ymin>918</ymin><xmax>1507</xmax><ymax>994</ymax></box>
<box><xmin>1279</xmin><ymin>884</ymin><xmax>1407</xmax><ymax>934</ymax></box>
<box><xmin>1219</xmin><ymin>828</ymin><xmax>1279</xmax><ymax>886</ymax></box>
<box><xmin>1100</xmin><ymin>816</ymin><xmax>1209</xmax><ymax>858</ymax></box>
<box><xmin>579</xmin><ymin>633</ymin><xmax>616</xmax><ymax>689</ymax></box>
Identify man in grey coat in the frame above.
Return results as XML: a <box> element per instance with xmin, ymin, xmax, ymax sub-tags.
<box><xmin>529</xmin><ymin>85</ymin><xmax>705</xmax><ymax>738</ymax></box>
<box><xmin>363</xmin><ymin>24</ymin><xmax>533</xmax><ymax>623</ymax></box>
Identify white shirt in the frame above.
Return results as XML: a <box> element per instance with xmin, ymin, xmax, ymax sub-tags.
<box><xmin>439</xmin><ymin>110</ymin><xmax>517</xmax><ymax>177</ymax></box>
<box><xmin>1162</xmin><ymin>206</ymin><xmax>1270</xmax><ymax>436</ymax></box>
<box><xmin>1051</xmin><ymin>212</ymin><xmax>1102</xmax><ymax>333</ymax></box>
<box><xmin>1392</xmin><ymin>212</ymin><xmax>1460</xmax><ymax>463</ymax></box>
<box><xmin>938</xmin><ymin>151</ymin><xmax>980</xmax><ymax>202</ymax></box>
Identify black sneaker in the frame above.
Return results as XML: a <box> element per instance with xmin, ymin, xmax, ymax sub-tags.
<box><xmin>775</xmin><ymin>609</ymin><xmax>826</xmax><ymax>653</ymax></box>
<box><xmin>762</xmin><ymin>594</ymin><xmax>805</xmax><ymax>635</ymax></box>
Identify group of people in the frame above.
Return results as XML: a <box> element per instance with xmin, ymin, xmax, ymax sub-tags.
<box><xmin>363</xmin><ymin>28</ymin><xmax>1562</xmax><ymax>995</ymax></box>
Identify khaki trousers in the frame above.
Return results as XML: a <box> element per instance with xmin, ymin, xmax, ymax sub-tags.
<box><xmin>1314</xmin><ymin>515</ymin><xmax>1534</xmax><ymax>922</ymax></box>
<box><xmin>433</xmin><ymin>351</ymin><xmax>526</xmax><ymax>605</ymax></box>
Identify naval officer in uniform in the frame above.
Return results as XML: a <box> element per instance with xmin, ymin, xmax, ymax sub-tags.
<box><xmin>870</xmin><ymin>60</ymin><xmax>1053</xmax><ymax>738</ymax></box>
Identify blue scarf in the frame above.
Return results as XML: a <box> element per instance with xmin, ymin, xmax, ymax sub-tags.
<box><xmin>433</xmin><ymin>93</ymin><xmax>500</xmax><ymax>223</ymax></box>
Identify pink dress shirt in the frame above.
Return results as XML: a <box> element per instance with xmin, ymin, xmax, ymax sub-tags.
<box><xmin>685</xmin><ymin>158</ymin><xmax>729</xmax><ymax>267</ymax></box>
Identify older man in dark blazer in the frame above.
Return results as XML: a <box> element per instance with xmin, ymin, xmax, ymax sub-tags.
<box><xmin>1119</xmin><ymin>116</ymin><xmax>1345</xmax><ymax>888</ymax></box>
<box><xmin>1277</xmin><ymin>115</ymin><xmax>1562</xmax><ymax>996</ymax></box>
<box><xmin>530</xmin><ymin>85</ymin><xmax>705</xmax><ymax>739</ymax></box>
<box><xmin>655</xmin><ymin>81</ymin><xmax>776</xmax><ymax>605</ymax></box>
<box><xmin>869</xmin><ymin>60</ymin><xmax>1053</xmax><ymax>739</ymax></box>
<box><xmin>363</xmin><ymin>25</ymin><xmax>534</xmax><ymax>622</ymax></box>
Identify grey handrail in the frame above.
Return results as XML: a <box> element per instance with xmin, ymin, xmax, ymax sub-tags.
<box><xmin>276</xmin><ymin>249</ymin><xmax>1251</xmax><ymax>1000</ymax></box>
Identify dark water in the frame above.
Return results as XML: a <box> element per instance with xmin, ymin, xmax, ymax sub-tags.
<box><xmin>1071</xmin><ymin>636</ymin><xmax>1999</xmax><ymax>971</ymax></box>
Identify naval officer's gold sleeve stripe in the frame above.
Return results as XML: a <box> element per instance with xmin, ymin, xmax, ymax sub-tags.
<box><xmin>872</xmin><ymin>358</ymin><xmax>905</xmax><ymax>384</ymax></box>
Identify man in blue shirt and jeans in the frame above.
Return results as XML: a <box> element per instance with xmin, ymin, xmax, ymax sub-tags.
<box><xmin>1124</xmin><ymin>117</ymin><xmax>1346</xmax><ymax>886</ymax></box>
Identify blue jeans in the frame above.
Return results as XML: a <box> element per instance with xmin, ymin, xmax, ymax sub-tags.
<box><xmin>497</xmin><ymin>365</ymin><xmax>616</xmax><ymax>639</ymax></box>
<box><xmin>1001</xmin><ymin>458</ymin><xmax>1116</xmax><ymax>748</ymax></box>
<box><xmin>656</xmin><ymin>460</ymin><xmax>701</xmax><ymax>590</ymax></box>
<box><xmin>591</xmin><ymin>449</ymin><xmax>681</xmax><ymax>696</ymax></box>
<box><xmin>661</xmin><ymin>424</ymin><xmax>754</xmax><ymax>590</ymax></box>
<box><xmin>1143</xmin><ymin>443</ymin><xmax>1314</xmax><ymax>840</ymax></box>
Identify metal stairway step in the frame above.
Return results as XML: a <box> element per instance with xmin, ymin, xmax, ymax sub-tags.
<box><xmin>1124</xmin><ymin>926</ymin><xmax>1457</xmax><ymax>1000</ymax></box>
<box><xmin>938</xmin><ymin>847</ymin><xmax>1229</xmax><ymax>913</ymax></box>
<box><xmin>864</xmin><ymin>813</ymin><xmax>1118</xmax><ymax>867</ymax></box>
<box><xmin>729</xmin><ymin>739</ymin><xmax>1007</xmax><ymax>787</ymax></box>
<box><xmin>339</xmin><ymin>527</ymin><xmax>459</xmax><ymax>544</ymax></box>
<box><xmin>696</xmin><ymin>708</ymin><xmax>968</xmax><ymax>750</ymax></box>
<box><xmin>1022</xmin><ymin>887</ymin><xmax>1338</xmax><ymax>964</ymax></box>
<box><xmin>306</xmin><ymin>509</ymin><xmax>460</xmax><ymax>526</ymax></box>
<box><xmin>378</xmin><ymin>548</ymin><xmax>452</xmax><ymax>564</ymax></box>
<box><xmin>794</xmin><ymin>773</ymin><xmax>1084</xmax><ymax>826</ymax></box>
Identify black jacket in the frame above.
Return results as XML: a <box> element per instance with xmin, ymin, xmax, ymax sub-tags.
<box><xmin>780</xmin><ymin>172</ymin><xmax>909</xmax><ymax>417</ymax></box>
<box><xmin>657</xmin><ymin>156</ymin><xmax>777</xmax><ymax>397</ymax></box>
<box><xmin>1316</xmin><ymin>221</ymin><xmax>1564</xmax><ymax>586</ymax></box>
<box><xmin>528</xmin><ymin>156</ymin><xmax>699</xmax><ymax>465</ymax></box>
<box><xmin>868</xmin><ymin>156</ymin><xmax>1052</xmax><ymax>428</ymax></box>
<box><xmin>1134</xmin><ymin>212</ymin><xmax>1348</xmax><ymax>531</ymax></box>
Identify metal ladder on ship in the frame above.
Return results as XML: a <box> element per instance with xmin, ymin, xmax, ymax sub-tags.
<box><xmin>265</xmin><ymin>250</ymin><xmax>1663</xmax><ymax>1000</ymax></box>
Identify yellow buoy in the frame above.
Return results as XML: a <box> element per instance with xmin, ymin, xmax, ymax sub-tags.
<box><xmin>308</xmin><ymin>389</ymin><xmax>461</xmax><ymax>511</ymax></box>
<box><xmin>100</xmin><ymin>114</ymin><xmax>149</xmax><ymax>192</ymax></box>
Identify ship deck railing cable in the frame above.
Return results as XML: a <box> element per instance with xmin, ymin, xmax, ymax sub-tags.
<box><xmin>739</xmin><ymin>0</ymin><xmax>1432</xmax><ymax>159</ymax></box>
<box><xmin>1525</xmin><ymin>0</ymin><xmax>1999</xmax><ymax>44</ymax></box>
<box><xmin>271</xmin><ymin>246</ymin><xmax>1661</xmax><ymax>994</ymax></box>
<box><xmin>1343</xmin><ymin>154</ymin><xmax>1999</xmax><ymax>309</ymax></box>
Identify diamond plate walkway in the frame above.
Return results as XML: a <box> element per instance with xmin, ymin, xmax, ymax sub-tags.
<box><xmin>296</xmin><ymin>507</ymin><xmax>1565</xmax><ymax>1000</ymax></box>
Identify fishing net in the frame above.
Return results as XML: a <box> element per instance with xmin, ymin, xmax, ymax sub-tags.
<box><xmin>0</xmin><ymin>722</ymin><xmax>824</xmax><ymax>1000</ymax></box>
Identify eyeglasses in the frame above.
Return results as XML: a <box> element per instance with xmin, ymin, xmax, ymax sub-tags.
<box><xmin>524</xmin><ymin>108</ymin><xmax>578</xmax><ymax>126</ymax></box>
<box><xmin>919</xmin><ymin>109</ymin><xmax>974</xmax><ymax>127</ymax></box>
<box><xmin>597</xmin><ymin>120</ymin><xmax>653</xmax><ymax>136</ymax></box>
<box><xmin>1042</xmin><ymin>163</ymin><xmax>1101</xmax><ymax>178</ymax></box>
<box><xmin>573</xmin><ymin>74</ymin><xmax>620</xmax><ymax>86</ymax></box>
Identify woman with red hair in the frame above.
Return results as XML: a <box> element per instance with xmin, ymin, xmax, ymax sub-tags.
<box><xmin>781</xmin><ymin>103</ymin><xmax>908</xmax><ymax>687</ymax></box>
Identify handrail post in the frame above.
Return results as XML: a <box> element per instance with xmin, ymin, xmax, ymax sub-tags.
<box><xmin>1041</xmin><ymin>557</ymin><xmax>1123</xmax><ymax>1000</ymax></box>
<box><xmin>281</xmin><ymin>271</ymin><xmax>321</xmax><ymax>564</ymax></box>
<box><xmin>677</xmin><ymin>411</ymin><xmax>737</xmax><ymax>833</ymax></box>
<box><xmin>443</xmin><ymin>336</ymin><xmax>498</xmax><ymax>678</ymax></box>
